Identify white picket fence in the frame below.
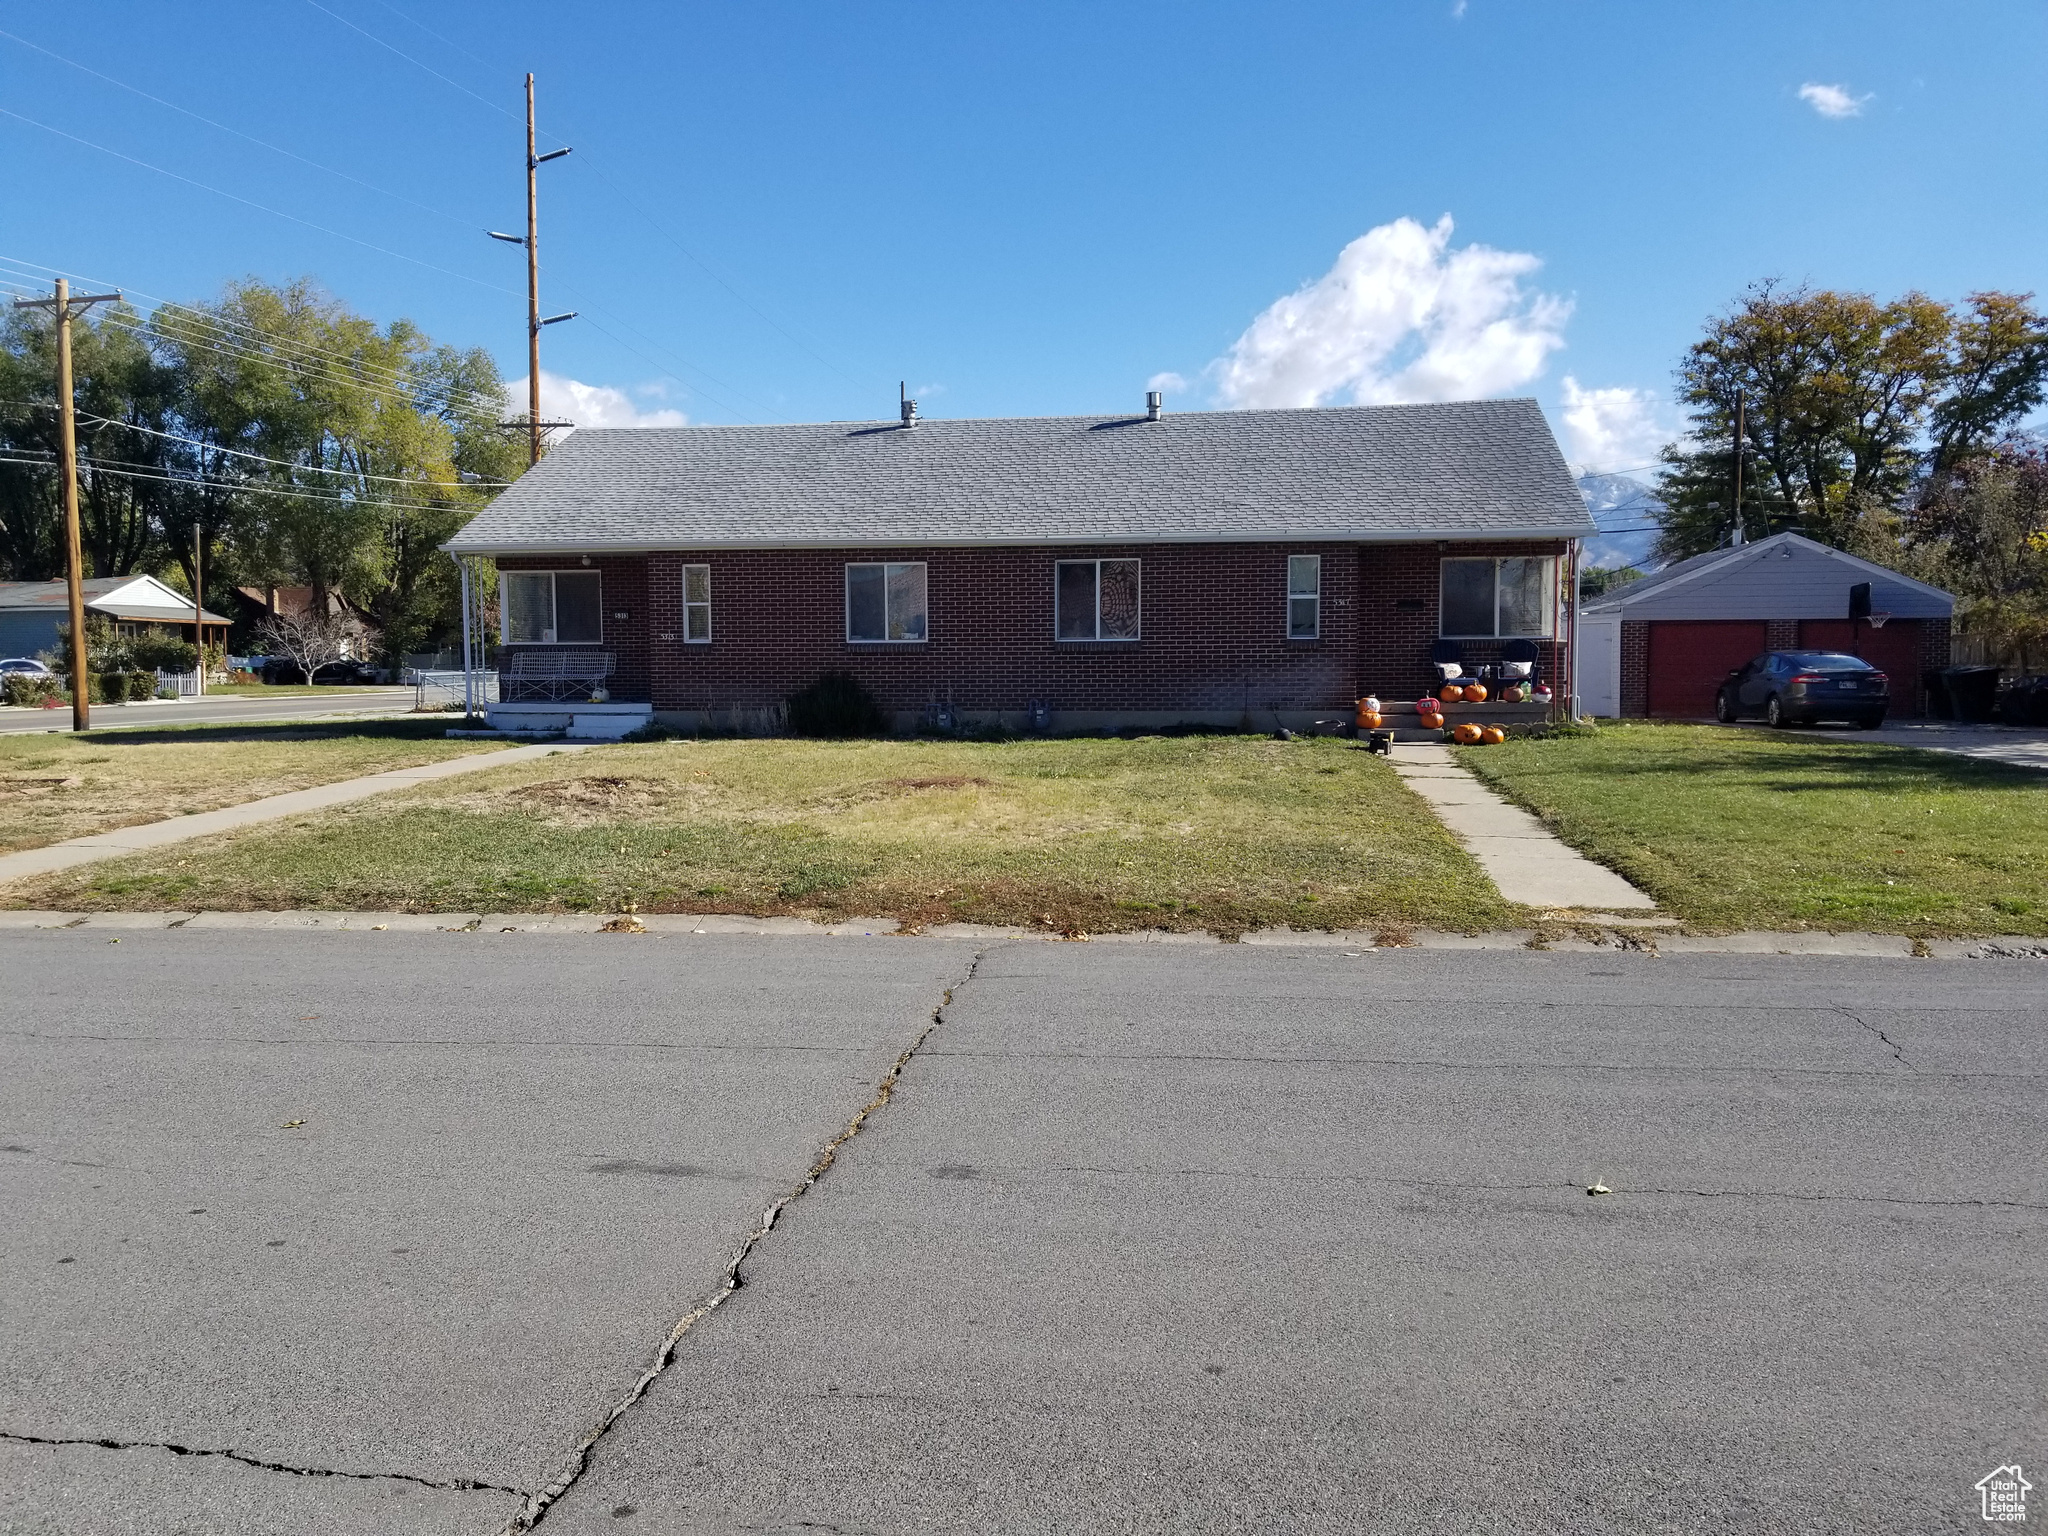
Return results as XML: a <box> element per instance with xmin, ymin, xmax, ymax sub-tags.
<box><xmin>154</xmin><ymin>668</ymin><xmax>200</xmax><ymax>698</ymax></box>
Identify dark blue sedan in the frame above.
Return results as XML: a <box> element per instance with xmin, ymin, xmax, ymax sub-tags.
<box><xmin>1716</xmin><ymin>651</ymin><xmax>1888</xmax><ymax>729</ymax></box>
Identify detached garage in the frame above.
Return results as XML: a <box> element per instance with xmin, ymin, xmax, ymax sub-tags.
<box><xmin>1577</xmin><ymin>533</ymin><xmax>1954</xmax><ymax>719</ymax></box>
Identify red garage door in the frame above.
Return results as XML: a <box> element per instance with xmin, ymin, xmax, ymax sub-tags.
<box><xmin>1647</xmin><ymin>622</ymin><xmax>1769</xmax><ymax>718</ymax></box>
<box><xmin>1798</xmin><ymin>619</ymin><xmax>1923</xmax><ymax>715</ymax></box>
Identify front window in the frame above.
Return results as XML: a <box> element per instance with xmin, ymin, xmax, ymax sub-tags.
<box><xmin>502</xmin><ymin>569</ymin><xmax>603</xmax><ymax>644</ymax></box>
<box><xmin>1287</xmin><ymin>554</ymin><xmax>1321</xmax><ymax>639</ymax></box>
<box><xmin>1439</xmin><ymin>556</ymin><xmax>1555</xmax><ymax>638</ymax></box>
<box><xmin>845</xmin><ymin>562</ymin><xmax>927</xmax><ymax>642</ymax></box>
<box><xmin>1056</xmin><ymin>558</ymin><xmax>1141</xmax><ymax>641</ymax></box>
<box><xmin>683</xmin><ymin>564</ymin><xmax>711</xmax><ymax>643</ymax></box>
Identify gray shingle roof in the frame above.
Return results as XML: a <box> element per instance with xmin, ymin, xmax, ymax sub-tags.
<box><xmin>445</xmin><ymin>398</ymin><xmax>1593</xmax><ymax>554</ymax></box>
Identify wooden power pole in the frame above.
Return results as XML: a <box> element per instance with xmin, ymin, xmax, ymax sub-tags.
<box><xmin>490</xmin><ymin>75</ymin><xmax>574</xmax><ymax>465</ymax></box>
<box><xmin>13</xmin><ymin>278</ymin><xmax>122</xmax><ymax>732</ymax></box>
<box><xmin>1730</xmin><ymin>388</ymin><xmax>1746</xmax><ymax>548</ymax></box>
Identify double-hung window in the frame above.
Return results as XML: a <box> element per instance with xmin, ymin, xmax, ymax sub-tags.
<box><xmin>845</xmin><ymin>562</ymin><xmax>927</xmax><ymax>642</ymax></box>
<box><xmin>1439</xmin><ymin>556</ymin><xmax>1556</xmax><ymax>638</ymax></box>
<box><xmin>1287</xmin><ymin>555</ymin><xmax>1321</xmax><ymax>639</ymax></box>
<box><xmin>682</xmin><ymin>564</ymin><xmax>711</xmax><ymax>643</ymax></box>
<box><xmin>1055</xmin><ymin>558</ymin><xmax>1141</xmax><ymax>641</ymax></box>
<box><xmin>501</xmin><ymin>569</ymin><xmax>603</xmax><ymax>644</ymax></box>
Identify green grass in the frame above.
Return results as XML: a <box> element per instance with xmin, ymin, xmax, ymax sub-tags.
<box><xmin>1457</xmin><ymin>721</ymin><xmax>2048</xmax><ymax>936</ymax></box>
<box><xmin>14</xmin><ymin>734</ymin><xmax>1520</xmax><ymax>935</ymax></box>
<box><xmin>0</xmin><ymin>720</ymin><xmax>505</xmax><ymax>855</ymax></box>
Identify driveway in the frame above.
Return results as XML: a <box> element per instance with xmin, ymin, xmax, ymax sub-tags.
<box><xmin>0</xmin><ymin>689</ymin><xmax>421</xmax><ymax>735</ymax></box>
<box><xmin>1780</xmin><ymin>718</ymin><xmax>2048</xmax><ymax>770</ymax></box>
<box><xmin>2</xmin><ymin>933</ymin><xmax>2041</xmax><ymax>1534</ymax></box>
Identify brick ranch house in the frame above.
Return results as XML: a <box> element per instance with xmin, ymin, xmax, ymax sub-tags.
<box><xmin>443</xmin><ymin>397</ymin><xmax>1597</xmax><ymax>736</ymax></box>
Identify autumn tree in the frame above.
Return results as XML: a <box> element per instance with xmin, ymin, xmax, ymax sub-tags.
<box><xmin>1654</xmin><ymin>284</ymin><xmax>2048</xmax><ymax>562</ymax></box>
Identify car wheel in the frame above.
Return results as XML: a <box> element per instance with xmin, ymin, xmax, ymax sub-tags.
<box><xmin>1855</xmin><ymin>715</ymin><xmax>1884</xmax><ymax>730</ymax></box>
<box><xmin>1766</xmin><ymin>694</ymin><xmax>1790</xmax><ymax>728</ymax></box>
<box><xmin>1715</xmin><ymin>690</ymin><xmax>1736</xmax><ymax>724</ymax></box>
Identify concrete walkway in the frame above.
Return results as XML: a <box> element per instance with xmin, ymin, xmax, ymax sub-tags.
<box><xmin>0</xmin><ymin>743</ymin><xmax>581</xmax><ymax>885</ymax></box>
<box><xmin>1391</xmin><ymin>741</ymin><xmax>1657</xmax><ymax>912</ymax></box>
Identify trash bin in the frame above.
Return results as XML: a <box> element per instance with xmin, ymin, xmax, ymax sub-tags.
<box><xmin>1941</xmin><ymin>665</ymin><xmax>2001</xmax><ymax>723</ymax></box>
<box><xmin>1922</xmin><ymin>669</ymin><xmax>1954</xmax><ymax>720</ymax></box>
<box><xmin>1999</xmin><ymin>676</ymin><xmax>2048</xmax><ymax>727</ymax></box>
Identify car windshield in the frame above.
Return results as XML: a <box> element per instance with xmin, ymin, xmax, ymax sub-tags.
<box><xmin>1780</xmin><ymin>651</ymin><xmax>1875</xmax><ymax>671</ymax></box>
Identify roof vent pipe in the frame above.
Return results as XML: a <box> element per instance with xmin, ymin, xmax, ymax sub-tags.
<box><xmin>899</xmin><ymin>381</ymin><xmax>918</xmax><ymax>428</ymax></box>
<box><xmin>1146</xmin><ymin>390</ymin><xmax>1163</xmax><ymax>421</ymax></box>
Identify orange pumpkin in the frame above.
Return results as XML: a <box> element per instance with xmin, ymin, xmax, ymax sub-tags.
<box><xmin>1453</xmin><ymin>722</ymin><xmax>1483</xmax><ymax>745</ymax></box>
<box><xmin>1463</xmin><ymin>681</ymin><xmax>1488</xmax><ymax>703</ymax></box>
<box><xmin>1480</xmin><ymin>725</ymin><xmax>1507</xmax><ymax>745</ymax></box>
<box><xmin>1358</xmin><ymin>710</ymin><xmax>1383</xmax><ymax>731</ymax></box>
<box><xmin>1439</xmin><ymin>684</ymin><xmax>1465</xmax><ymax>704</ymax></box>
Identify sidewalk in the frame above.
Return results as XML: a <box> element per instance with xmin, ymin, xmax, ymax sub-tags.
<box><xmin>0</xmin><ymin>743</ymin><xmax>582</xmax><ymax>885</ymax></box>
<box><xmin>1390</xmin><ymin>741</ymin><xmax>1658</xmax><ymax>912</ymax></box>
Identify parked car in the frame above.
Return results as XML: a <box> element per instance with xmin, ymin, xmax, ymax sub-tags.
<box><xmin>257</xmin><ymin>658</ymin><xmax>384</xmax><ymax>686</ymax></box>
<box><xmin>1</xmin><ymin>657</ymin><xmax>53</xmax><ymax>676</ymax></box>
<box><xmin>1716</xmin><ymin>651</ymin><xmax>1888</xmax><ymax>728</ymax></box>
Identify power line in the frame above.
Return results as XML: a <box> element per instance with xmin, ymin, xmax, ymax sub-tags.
<box><xmin>0</xmin><ymin>107</ymin><xmax>519</xmax><ymax>298</ymax></box>
<box><xmin>0</xmin><ymin>453</ymin><xmax>490</xmax><ymax>513</ymax></box>
<box><xmin>301</xmin><ymin>0</ymin><xmax>526</xmax><ymax>126</ymax></box>
<box><xmin>77</xmin><ymin>413</ymin><xmax>513</xmax><ymax>486</ymax></box>
<box><xmin>0</xmin><ymin>25</ymin><xmax>484</xmax><ymax>232</ymax></box>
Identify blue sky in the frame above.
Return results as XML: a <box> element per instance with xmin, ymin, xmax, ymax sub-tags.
<box><xmin>2</xmin><ymin>0</ymin><xmax>2042</xmax><ymax>487</ymax></box>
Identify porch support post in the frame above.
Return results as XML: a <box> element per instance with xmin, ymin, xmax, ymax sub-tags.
<box><xmin>1566</xmin><ymin>537</ymin><xmax>1582</xmax><ymax>721</ymax></box>
<box><xmin>455</xmin><ymin>553</ymin><xmax>475</xmax><ymax>719</ymax></box>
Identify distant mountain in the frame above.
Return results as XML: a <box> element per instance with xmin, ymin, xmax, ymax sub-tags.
<box><xmin>1575</xmin><ymin>471</ymin><xmax>1664</xmax><ymax>572</ymax></box>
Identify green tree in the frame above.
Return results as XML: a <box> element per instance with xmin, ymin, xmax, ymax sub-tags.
<box><xmin>1653</xmin><ymin>284</ymin><xmax>2048</xmax><ymax>563</ymax></box>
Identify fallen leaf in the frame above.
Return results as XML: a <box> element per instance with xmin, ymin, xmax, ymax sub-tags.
<box><xmin>280</xmin><ymin>1120</ymin><xmax>306</xmax><ymax>1129</ymax></box>
<box><xmin>1586</xmin><ymin>1181</ymin><xmax>1612</xmax><ymax>1196</ymax></box>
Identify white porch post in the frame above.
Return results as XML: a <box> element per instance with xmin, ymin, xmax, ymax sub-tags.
<box><xmin>456</xmin><ymin>553</ymin><xmax>475</xmax><ymax>719</ymax></box>
<box><xmin>1566</xmin><ymin>537</ymin><xmax>1582</xmax><ymax>722</ymax></box>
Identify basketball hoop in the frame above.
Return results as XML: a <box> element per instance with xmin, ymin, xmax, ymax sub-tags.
<box><xmin>1867</xmin><ymin>612</ymin><xmax>1891</xmax><ymax>629</ymax></box>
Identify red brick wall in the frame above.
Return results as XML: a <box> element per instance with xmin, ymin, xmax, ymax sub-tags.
<box><xmin>1619</xmin><ymin>621</ymin><xmax>1650</xmax><ymax>717</ymax></box>
<box><xmin>500</xmin><ymin>539</ymin><xmax>1569</xmax><ymax>721</ymax></box>
<box><xmin>1356</xmin><ymin>541</ymin><xmax>1570</xmax><ymax>703</ymax></box>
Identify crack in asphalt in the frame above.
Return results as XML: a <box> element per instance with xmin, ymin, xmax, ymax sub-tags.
<box><xmin>495</xmin><ymin>947</ymin><xmax>991</xmax><ymax>1534</ymax></box>
<box><xmin>0</xmin><ymin>1429</ymin><xmax>525</xmax><ymax>1496</ymax></box>
<box><xmin>1837</xmin><ymin>1005</ymin><xmax>1912</xmax><ymax>1068</ymax></box>
<box><xmin>903</xmin><ymin>1163</ymin><xmax>2048</xmax><ymax>1209</ymax></box>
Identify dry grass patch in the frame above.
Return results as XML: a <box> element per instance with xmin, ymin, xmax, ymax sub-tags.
<box><xmin>21</xmin><ymin>734</ymin><xmax>1518</xmax><ymax>935</ymax></box>
<box><xmin>0</xmin><ymin>722</ymin><xmax>505</xmax><ymax>855</ymax></box>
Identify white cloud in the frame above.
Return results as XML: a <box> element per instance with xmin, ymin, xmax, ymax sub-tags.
<box><xmin>1798</xmin><ymin>82</ymin><xmax>1870</xmax><ymax>118</ymax></box>
<box><xmin>1146</xmin><ymin>371</ymin><xmax>1189</xmax><ymax>394</ymax></box>
<box><xmin>1556</xmin><ymin>376</ymin><xmax>1674</xmax><ymax>475</ymax></box>
<box><xmin>1211</xmin><ymin>215</ymin><xmax>1571</xmax><ymax>410</ymax></box>
<box><xmin>1451</xmin><ymin>0</ymin><xmax>1468</xmax><ymax>17</ymax></box>
<box><xmin>505</xmin><ymin>370</ymin><xmax>689</xmax><ymax>433</ymax></box>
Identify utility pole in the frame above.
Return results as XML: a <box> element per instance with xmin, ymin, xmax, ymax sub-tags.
<box><xmin>13</xmin><ymin>278</ymin><xmax>122</xmax><ymax>732</ymax></box>
<box><xmin>192</xmin><ymin>521</ymin><xmax>205</xmax><ymax>699</ymax></box>
<box><xmin>489</xmin><ymin>75</ymin><xmax>574</xmax><ymax>465</ymax></box>
<box><xmin>1730</xmin><ymin>388</ymin><xmax>1746</xmax><ymax>548</ymax></box>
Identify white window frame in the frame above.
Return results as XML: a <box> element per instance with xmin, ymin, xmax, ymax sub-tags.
<box><xmin>1054</xmin><ymin>557</ymin><xmax>1142</xmax><ymax>642</ymax></box>
<box><xmin>500</xmin><ymin>569</ymin><xmax>604</xmax><ymax>646</ymax></box>
<box><xmin>1438</xmin><ymin>556</ymin><xmax>1557</xmax><ymax>640</ymax></box>
<box><xmin>1287</xmin><ymin>554</ymin><xmax>1321</xmax><ymax>640</ymax></box>
<box><xmin>844</xmin><ymin>561</ymin><xmax>928</xmax><ymax>644</ymax></box>
<box><xmin>682</xmin><ymin>563</ymin><xmax>712</xmax><ymax>644</ymax></box>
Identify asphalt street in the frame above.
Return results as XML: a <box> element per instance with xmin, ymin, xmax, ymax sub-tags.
<box><xmin>0</xmin><ymin>690</ymin><xmax>419</xmax><ymax>735</ymax></box>
<box><xmin>0</xmin><ymin>932</ymin><xmax>2040</xmax><ymax>1534</ymax></box>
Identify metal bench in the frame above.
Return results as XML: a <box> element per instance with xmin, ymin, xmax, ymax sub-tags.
<box><xmin>501</xmin><ymin>649</ymin><xmax>615</xmax><ymax>701</ymax></box>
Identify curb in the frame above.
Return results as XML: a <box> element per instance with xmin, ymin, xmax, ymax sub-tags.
<box><xmin>1</xmin><ymin>909</ymin><xmax>2044</xmax><ymax>959</ymax></box>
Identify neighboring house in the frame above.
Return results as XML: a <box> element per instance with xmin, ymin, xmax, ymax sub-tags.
<box><xmin>0</xmin><ymin>575</ymin><xmax>233</xmax><ymax>659</ymax></box>
<box><xmin>234</xmin><ymin>586</ymin><xmax>376</xmax><ymax>659</ymax></box>
<box><xmin>444</xmin><ymin>398</ymin><xmax>1597</xmax><ymax>734</ymax></box>
<box><xmin>1578</xmin><ymin>533</ymin><xmax>1954</xmax><ymax>719</ymax></box>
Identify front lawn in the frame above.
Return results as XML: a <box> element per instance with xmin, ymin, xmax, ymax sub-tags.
<box><xmin>13</xmin><ymin>735</ymin><xmax>1519</xmax><ymax>935</ymax></box>
<box><xmin>0</xmin><ymin>721</ymin><xmax>506</xmax><ymax>855</ymax></box>
<box><xmin>1458</xmin><ymin>722</ymin><xmax>2048</xmax><ymax>936</ymax></box>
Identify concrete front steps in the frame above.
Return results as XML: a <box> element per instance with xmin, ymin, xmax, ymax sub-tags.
<box><xmin>461</xmin><ymin>701</ymin><xmax>654</xmax><ymax>742</ymax></box>
<box><xmin>1363</xmin><ymin>698</ymin><xmax>1553</xmax><ymax>742</ymax></box>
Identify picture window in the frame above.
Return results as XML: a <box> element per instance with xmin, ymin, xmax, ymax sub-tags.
<box><xmin>1439</xmin><ymin>557</ymin><xmax>1555</xmax><ymax>638</ymax></box>
<box><xmin>845</xmin><ymin>562</ymin><xmax>928</xmax><ymax>642</ymax></box>
<box><xmin>501</xmin><ymin>570</ymin><xmax>603</xmax><ymax>645</ymax></box>
<box><xmin>1055</xmin><ymin>558</ymin><xmax>1141</xmax><ymax>641</ymax></box>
